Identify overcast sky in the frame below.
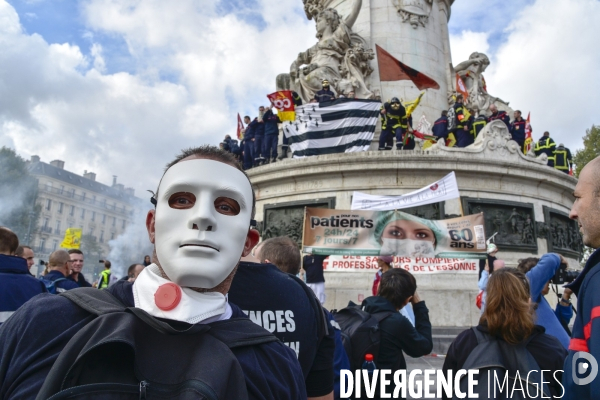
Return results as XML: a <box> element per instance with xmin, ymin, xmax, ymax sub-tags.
<box><xmin>1</xmin><ymin>0</ymin><xmax>598</xmax><ymax>196</ymax></box>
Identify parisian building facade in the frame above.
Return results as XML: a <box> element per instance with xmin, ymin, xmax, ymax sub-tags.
<box><xmin>27</xmin><ymin>156</ymin><xmax>138</xmax><ymax>280</ymax></box>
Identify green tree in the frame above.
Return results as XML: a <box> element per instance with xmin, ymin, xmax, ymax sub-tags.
<box><xmin>573</xmin><ymin>125</ymin><xmax>600</xmax><ymax>177</ymax></box>
<box><xmin>0</xmin><ymin>147</ymin><xmax>41</xmax><ymax>244</ymax></box>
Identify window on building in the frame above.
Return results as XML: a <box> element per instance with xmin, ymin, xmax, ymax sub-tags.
<box><xmin>59</xmin><ymin>185</ymin><xmax>64</xmax><ymax>195</ymax></box>
<box><xmin>112</xmin><ymin>217</ymin><xmax>116</xmax><ymax>227</ymax></box>
<box><xmin>82</xmin><ymin>192</ymin><xmax>86</xmax><ymax>201</ymax></box>
<box><xmin>122</xmin><ymin>219</ymin><xmax>126</xmax><ymax>229</ymax></box>
<box><xmin>58</xmin><ymin>202</ymin><xmax>64</xmax><ymax>214</ymax></box>
<box><xmin>55</xmin><ymin>220</ymin><xmax>61</xmax><ymax>234</ymax></box>
<box><xmin>45</xmin><ymin>199</ymin><xmax>52</xmax><ymax>211</ymax></box>
<box><xmin>69</xmin><ymin>205</ymin><xmax>75</xmax><ymax>216</ymax></box>
<box><xmin>91</xmin><ymin>211</ymin><xmax>96</xmax><ymax>221</ymax></box>
<box><xmin>81</xmin><ymin>209</ymin><xmax>85</xmax><ymax>220</ymax></box>
<box><xmin>45</xmin><ymin>182</ymin><xmax>52</xmax><ymax>191</ymax></box>
<box><xmin>93</xmin><ymin>195</ymin><xmax>96</xmax><ymax>204</ymax></box>
<box><xmin>102</xmin><ymin>214</ymin><xmax>106</xmax><ymax>224</ymax></box>
<box><xmin>52</xmin><ymin>240</ymin><xmax>58</xmax><ymax>251</ymax></box>
<box><xmin>39</xmin><ymin>238</ymin><xmax>45</xmax><ymax>251</ymax></box>
<box><xmin>100</xmin><ymin>231</ymin><xmax>104</xmax><ymax>243</ymax></box>
<box><xmin>43</xmin><ymin>217</ymin><xmax>49</xmax><ymax>228</ymax></box>
<box><xmin>110</xmin><ymin>232</ymin><xmax>115</xmax><ymax>240</ymax></box>
<box><xmin>69</xmin><ymin>188</ymin><xmax>75</xmax><ymax>198</ymax></box>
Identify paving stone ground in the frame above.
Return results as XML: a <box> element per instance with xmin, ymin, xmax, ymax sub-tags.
<box><xmin>405</xmin><ymin>354</ymin><xmax>446</xmax><ymax>400</ymax></box>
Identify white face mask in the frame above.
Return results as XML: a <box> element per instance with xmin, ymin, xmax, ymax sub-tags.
<box><xmin>380</xmin><ymin>238</ymin><xmax>435</xmax><ymax>257</ymax></box>
<box><xmin>154</xmin><ymin>159</ymin><xmax>254</xmax><ymax>289</ymax></box>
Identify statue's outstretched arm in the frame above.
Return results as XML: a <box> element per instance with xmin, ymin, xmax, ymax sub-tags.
<box><xmin>344</xmin><ymin>0</ymin><xmax>362</xmax><ymax>29</ymax></box>
<box><xmin>454</xmin><ymin>59</ymin><xmax>476</xmax><ymax>74</ymax></box>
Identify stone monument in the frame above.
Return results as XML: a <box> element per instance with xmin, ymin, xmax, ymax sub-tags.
<box><xmin>278</xmin><ymin>0</ymin><xmax>455</xmax><ymax>125</ymax></box>
<box><xmin>454</xmin><ymin>52</ymin><xmax>513</xmax><ymax>115</ymax></box>
<box><xmin>257</xmin><ymin>1</ymin><xmax>581</xmax><ymax>343</ymax></box>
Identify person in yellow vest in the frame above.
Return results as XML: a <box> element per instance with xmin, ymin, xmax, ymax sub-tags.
<box><xmin>98</xmin><ymin>260</ymin><xmax>111</xmax><ymax>290</ymax></box>
<box><xmin>535</xmin><ymin>131</ymin><xmax>557</xmax><ymax>167</ymax></box>
<box><xmin>471</xmin><ymin>112</ymin><xmax>487</xmax><ymax>142</ymax></box>
<box><xmin>554</xmin><ymin>143</ymin><xmax>573</xmax><ymax>174</ymax></box>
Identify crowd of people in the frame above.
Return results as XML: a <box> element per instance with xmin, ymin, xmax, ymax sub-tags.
<box><xmin>223</xmin><ymin>82</ymin><xmax>575</xmax><ymax>176</ymax></box>
<box><xmin>0</xmin><ymin>146</ymin><xmax>598</xmax><ymax>399</ymax></box>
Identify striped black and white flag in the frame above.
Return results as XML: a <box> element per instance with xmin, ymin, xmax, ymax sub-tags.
<box><xmin>282</xmin><ymin>99</ymin><xmax>381</xmax><ymax>158</ymax></box>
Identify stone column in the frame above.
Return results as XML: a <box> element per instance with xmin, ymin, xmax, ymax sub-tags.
<box><xmin>338</xmin><ymin>0</ymin><xmax>453</xmax><ymax>124</ymax></box>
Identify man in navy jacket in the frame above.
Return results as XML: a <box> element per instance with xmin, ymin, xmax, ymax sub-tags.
<box><xmin>0</xmin><ymin>227</ymin><xmax>46</xmax><ymax>326</ymax></box>
<box><xmin>562</xmin><ymin>156</ymin><xmax>600</xmax><ymax>399</ymax></box>
<box><xmin>262</xmin><ymin>106</ymin><xmax>280</xmax><ymax>163</ymax></box>
<box><xmin>43</xmin><ymin>250</ymin><xmax>80</xmax><ymax>293</ymax></box>
<box><xmin>242</xmin><ymin>115</ymin><xmax>255</xmax><ymax>170</ymax></box>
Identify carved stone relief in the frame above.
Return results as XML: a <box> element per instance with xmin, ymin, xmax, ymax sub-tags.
<box><xmin>392</xmin><ymin>0</ymin><xmax>433</xmax><ymax>29</ymax></box>
<box><xmin>462</xmin><ymin>198</ymin><xmax>537</xmax><ymax>252</ymax></box>
<box><xmin>263</xmin><ymin>198</ymin><xmax>336</xmax><ymax>247</ymax></box>
<box><xmin>543</xmin><ymin>206</ymin><xmax>583</xmax><ymax>259</ymax></box>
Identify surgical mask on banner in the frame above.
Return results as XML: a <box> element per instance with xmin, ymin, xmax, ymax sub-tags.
<box><xmin>380</xmin><ymin>238</ymin><xmax>435</xmax><ymax>257</ymax></box>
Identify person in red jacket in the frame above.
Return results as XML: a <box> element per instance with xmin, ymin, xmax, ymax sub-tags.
<box><xmin>372</xmin><ymin>256</ymin><xmax>393</xmax><ymax>295</ymax></box>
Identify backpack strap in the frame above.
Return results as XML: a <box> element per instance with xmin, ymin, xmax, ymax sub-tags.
<box><xmin>207</xmin><ymin>318</ymin><xmax>279</xmax><ymax>349</ymax></box>
<box><xmin>59</xmin><ymin>287</ymin><xmax>127</xmax><ymax>315</ymax></box>
<box><xmin>371</xmin><ymin>311</ymin><xmax>394</xmax><ymax>323</ymax></box>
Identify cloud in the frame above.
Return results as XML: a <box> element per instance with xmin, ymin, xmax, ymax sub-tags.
<box><xmin>0</xmin><ymin>0</ymin><xmax>315</xmax><ymax>195</ymax></box>
<box><xmin>483</xmin><ymin>0</ymin><xmax>600</xmax><ymax>149</ymax></box>
<box><xmin>449</xmin><ymin>30</ymin><xmax>490</xmax><ymax>66</ymax></box>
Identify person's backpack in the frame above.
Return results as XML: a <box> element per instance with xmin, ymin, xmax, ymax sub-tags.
<box><xmin>39</xmin><ymin>277</ymin><xmax>67</xmax><ymax>294</ymax></box>
<box><xmin>331</xmin><ymin>301</ymin><xmax>392</xmax><ymax>370</ymax></box>
<box><xmin>36</xmin><ymin>288</ymin><xmax>278</xmax><ymax>400</ymax></box>
<box><xmin>453</xmin><ymin>328</ymin><xmax>551</xmax><ymax>400</ymax></box>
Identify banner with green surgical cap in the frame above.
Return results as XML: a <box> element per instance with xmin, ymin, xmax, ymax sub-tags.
<box><xmin>302</xmin><ymin>208</ymin><xmax>487</xmax><ymax>259</ymax></box>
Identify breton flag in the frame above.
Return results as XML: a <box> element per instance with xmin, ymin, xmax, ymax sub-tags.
<box><xmin>283</xmin><ymin>99</ymin><xmax>381</xmax><ymax>158</ymax></box>
<box><xmin>524</xmin><ymin>112</ymin><xmax>533</xmax><ymax>154</ymax></box>
<box><xmin>236</xmin><ymin>113</ymin><xmax>244</xmax><ymax>140</ymax></box>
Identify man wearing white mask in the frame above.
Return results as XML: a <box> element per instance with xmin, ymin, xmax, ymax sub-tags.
<box><xmin>0</xmin><ymin>146</ymin><xmax>306</xmax><ymax>400</ymax></box>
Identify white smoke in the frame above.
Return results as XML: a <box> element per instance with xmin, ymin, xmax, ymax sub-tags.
<box><xmin>106</xmin><ymin>199</ymin><xmax>153</xmax><ymax>279</ymax></box>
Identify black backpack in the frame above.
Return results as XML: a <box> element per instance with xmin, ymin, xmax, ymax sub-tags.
<box><xmin>331</xmin><ymin>301</ymin><xmax>392</xmax><ymax>370</ymax></box>
<box><xmin>453</xmin><ymin>328</ymin><xmax>551</xmax><ymax>400</ymax></box>
<box><xmin>36</xmin><ymin>288</ymin><xmax>278</xmax><ymax>400</ymax></box>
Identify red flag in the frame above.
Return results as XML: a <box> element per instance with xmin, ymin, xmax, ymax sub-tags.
<box><xmin>524</xmin><ymin>112</ymin><xmax>533</xmax><ymax>154</ymax></box>
<box><xmin>456</xmin><ymin>74</ymin><xmax>468</xmax><ymax>100</ymax></box>
<box><xmin>236</xmin><ymin>113</ymin><xmax>244</xmax><ymax>140</ymax></box>
<box><xmin>267</xmin><ymin>91</ymin><xmax>295</xmax><ymax>121</ymax></box>
<box><xmin>375</xmin><ymin>45</ymin><xmax>440</xmax><ymax>90</ymax></box>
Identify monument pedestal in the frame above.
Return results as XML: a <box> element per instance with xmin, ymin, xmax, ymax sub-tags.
<box><xmin>250</xmin><ymin>121</ymin><xmax>581</xmax><ymax>327</ymax></box>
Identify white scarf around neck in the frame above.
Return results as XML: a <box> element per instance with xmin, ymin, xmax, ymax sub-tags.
<box><xmin>132</xmin><ymin>264</ymin><xmax>231</xmax><ymax>324</ymax></box>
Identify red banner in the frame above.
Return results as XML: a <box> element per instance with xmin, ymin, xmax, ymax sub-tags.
<box><xmin>456</xmin><ymin>74</ymin><xmax>469</xmax><ymax>100</ymax></box>
<box><xmin>237</xmin><ymin>113</ymin><xmax>244</xmax><ymax>140</ymax></box>
<box><xmin>376</xmin><ymin>45</ymin><xmax>440</xmax><ymax>90</ymax></box>
<box><xmin>267</xmin><ymin>91</ymin><xmax>295</xmax><ymax>121</ymax></box>
<box><xmin>524</xmin><ymin>112</ymin><xmax>533</xmax><ymax>154</ymax></box>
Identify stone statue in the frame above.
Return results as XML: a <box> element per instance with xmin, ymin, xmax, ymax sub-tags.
<box><xmin>278</xmin><ymin>0</ymin><xmax>375</xmax><ymax>102</ymax></box>
<box><xmin>454</xmin><ymin>52</ymin><xmax>512</xmax><ymax>115</ymax></box>
<box><xmin>392</xmin><ymin>0</ymin><xmax>433</xmax><ymax>29</ymax></box>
